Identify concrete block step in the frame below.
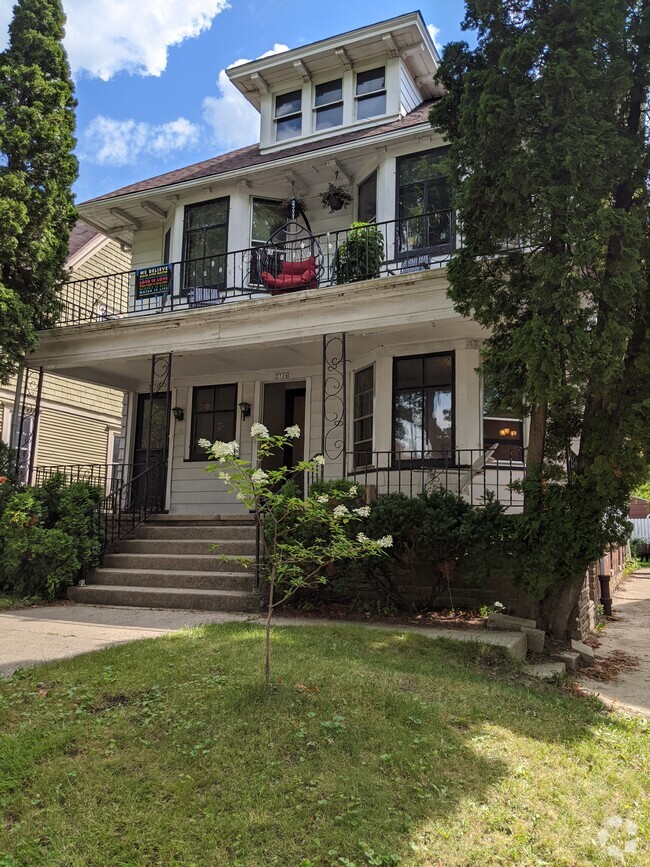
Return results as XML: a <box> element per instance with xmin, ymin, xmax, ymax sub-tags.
<box><xmin>68</xmin><ymin>584</ymin><xmax>259</xmax><ymax>612</ymax></box>
<box><xmin>86</xmin><ymin>567</ymin><xmax>256</xmax><ymax>592</ymax></box>
<box><xmin>524</xmin><ymin>661</ymin><xmax>567</xmax><ymax>681</ymax></box>
<box><xmin>145</xmin><ymin>514</ymin><xmax>254</xmax><ymax>526</ymax></box>
<box><xmin>114</xmin><ymin>538</ymin><xmax>256</xmax><ymax>556</ymax></box>
<box><xmin>102</xmin><ymin>552</ymin><xmax>253</xmax><ymax>573</ymax></box>
<box><xmin>133</xmin><ymin>525</ymin><xmax>256</xmax><ymax>541</ymax></box>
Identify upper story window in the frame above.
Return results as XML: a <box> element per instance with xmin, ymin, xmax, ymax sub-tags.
<box><xmin>397</xmin><ymin>149</ymin><xmax>452</xmax><ymax>255</ymax></box>
<box><xmin>275</xmin><ymin>90</ymin><xmax>302</xmax><ymax>141</ymax></box>
<box><xmin>356</xmin><ymin>67</ymin><xmax>386</xmax><ymax>120</ymax></box>
<box><xmin>182</xmin><ymin>197</ymin><xmax>229</xmax><ymax>294</ymax></box>
<box><xmin>314</xmin><ymin>78</ymin><xmax>343</xmax><ymax>131</ymax></box>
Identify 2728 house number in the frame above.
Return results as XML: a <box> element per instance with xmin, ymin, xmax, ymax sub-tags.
<box><xmin>275</xmin><ymin>372</ymin><xmax>290</xmax><ymax>380</ymax></box>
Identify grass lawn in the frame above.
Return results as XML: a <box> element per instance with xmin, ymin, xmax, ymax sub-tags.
<box><xmin>0</xmin><ymin>623</ymin><xmax>648</xmax><ymax>866</ymax></box>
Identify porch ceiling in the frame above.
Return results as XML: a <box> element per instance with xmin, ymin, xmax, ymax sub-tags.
<box><xmin>31</xmin><ymin>319</ymin><xmax>485</xmax><ymax>393</ymax></box>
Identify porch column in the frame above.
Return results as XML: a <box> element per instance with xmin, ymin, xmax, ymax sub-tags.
<box><xmin>321</xmin><ymin>333</ymin><xmax>347</xmax><ymax>479</ymax></box>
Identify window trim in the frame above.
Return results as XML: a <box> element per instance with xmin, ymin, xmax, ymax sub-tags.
<box><xmin>352</xmin><ymin>364</ymin><xmax>375</xmax><ymax>468</ymax></box>
<box><xmin>274</xmin><ymin>88</ymin><xmax>303</xmax><ymax>142</ymax></box>
<box><xmin>391</xmin><ymin>351</ymin><xmax>456</xmax><ymax>465</ymax></box>
<box><xmin>313</xmin><ymin>77</ymin><xmax>344</xmax><ymax>132</ymax></box>
<box><xmin>355</xmin><ymin>66</ymin><xmax>387</xmax><ymax>120</ymax></box>
<box><xmin>187</xmin><ymin>383</ymin><xmax>238</xmax><ymax>462</ymax></box>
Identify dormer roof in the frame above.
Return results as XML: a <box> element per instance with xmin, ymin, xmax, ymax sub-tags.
<box><xmin>227</xmin><ymin>11</ymin><xmax>439</xmax><ymax>110</ymax></box>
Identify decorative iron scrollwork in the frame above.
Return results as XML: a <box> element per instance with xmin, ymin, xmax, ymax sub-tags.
<box><xmin>12</xmin><ymin>366</ymin><xmax>44</xmax><ymax>484</ymax></box>
<box><xmin>321</xmin><ymin>333</ymin><xmax>347</xmax><ymax>474</ymax></box>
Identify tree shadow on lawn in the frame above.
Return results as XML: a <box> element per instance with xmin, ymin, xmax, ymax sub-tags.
<box><xmin>0</xmin><ymin>621</ymin><xmax>640</xmax><ymax>866</ymax></box>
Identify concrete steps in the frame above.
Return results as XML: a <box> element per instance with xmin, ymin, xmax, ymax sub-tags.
<box><xmin>68</xmin><ymin>517</ymin><xmax>259</xmax><ymax>612</ymax></box>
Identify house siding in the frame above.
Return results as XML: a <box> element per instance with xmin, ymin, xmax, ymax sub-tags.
<box><xmin>400</xmin><ymin>61</ymin><xmax>421</xmax><ymax>115</ymax></box>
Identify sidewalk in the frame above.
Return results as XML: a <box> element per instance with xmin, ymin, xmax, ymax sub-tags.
<box><xmin>577</xmin><ymin>568</ymin><xmax>650</xmax><ymax>718</ymax></box>
<box><xmin>0</xmin><ymin>604</ymin><xmax>526</xmax><ymax>678</ymax></box>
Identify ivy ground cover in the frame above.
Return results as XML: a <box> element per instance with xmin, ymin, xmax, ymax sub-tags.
<box><xmin>0</xmin><ymin>623</ymin><xmax>647</xmax><ymax>865</ymax></box>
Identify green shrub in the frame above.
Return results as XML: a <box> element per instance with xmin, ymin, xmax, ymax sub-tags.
<box><xmin>335</xmin><ymin>222</ymin><xmax>385</xmax><ymax>283</ymax></box>
<box><xmin>0</xmin><ymin>477</ymin><xmax>104</xmax><ymax>600</ymax></box>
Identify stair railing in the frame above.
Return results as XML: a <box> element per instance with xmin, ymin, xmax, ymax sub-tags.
<box><xmin>87</xmin><ymin>462</ymin><xmax>167</xmax><ymax>567</ymax></box>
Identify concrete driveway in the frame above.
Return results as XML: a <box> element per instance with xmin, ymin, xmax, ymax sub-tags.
<box><xmin>578</xmin><ymin>568</ymin><xmax>650</xmax><ymax>718</ymax></box>
<box><xmin>0</xmin><ymin>605</ymin><xmax>251</xmax><ymax>677</ymax></box>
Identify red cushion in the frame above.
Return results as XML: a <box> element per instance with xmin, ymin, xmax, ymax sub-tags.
<box><xmin>261</xmin><ymin>269</ymin><xmax>317</xmax><ymax>290</ymax></box>
<box><xmin>281</xmin><ymin>257</ymin><xmax>316</xmax><ymax>276</ymax></box>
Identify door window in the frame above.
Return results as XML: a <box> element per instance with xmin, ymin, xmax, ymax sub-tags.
<box><xmin>182</xmin><ymin>198</ymin><xmax>229</xmax><ymax>293</ymax></box>
<box><xmin>397</xmin><ymin>149</ymin><xmax>451</xmax><ymax>255</ymax></box>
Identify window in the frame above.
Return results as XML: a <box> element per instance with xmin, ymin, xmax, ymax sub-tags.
<box><xmin>393</xmin><ymin>353</ymin><xmax>453</xmax><ymax>459</ymax></box>
<box><xmin>358</xmin><ymin>171</ymin><xmax>377</xmax><ymax>223</ymax></box>
<box><xmin>314</xmin><ymin>78</ymin><xmax>343</xmax><ymax>130</ymax></box>
<box><xmin>275</xmin><ymin>90</ymin><xmax>302</xmax><ymax>141</ymax></box>
<box><xmin>353</xmin><ymin>366</ymin><xmax>374</xmax><ymax>467</ymax></box>
<box><xmin>397</xmin><ymin>149</ymin><xmax>451</xmax><ymax>255</ymax></box>
<box><xmin>189</xmin><ymin>384</ymin><xmax>237</xmax><ymax>461</ymax></box>
<box><xmin>356</xmin><ymin>67</ymin><xmax>386</xmax><ymax>120</ymax></box>
<box><xmin>163</xmin><ymin>227</ymin><xmax>171</xmax><ymax>264</ymax></box>
<box><xmin>182</xmin><ymin>198</ymin><xmax>229</xmax><ymax>294</ymax></box>
<box><xmin>250</xmin><ymin>199</ymin><xmax>287</xmax><ymax>285</ymax></box>
<box><xmin>483</xmin><ymin>418</ymin><xmax>524</xmax><ymax>463</ymax></box>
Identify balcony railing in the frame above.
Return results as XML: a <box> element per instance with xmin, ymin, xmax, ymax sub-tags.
<box><xmin>57</xmin><ymin>210</ymin><xmax>461</xmax><ymax>328</ymax></box>
<box><xmin>346</xmin><ymin>448</ymin><xmax>526</xmax><ymax>510</ymax></box>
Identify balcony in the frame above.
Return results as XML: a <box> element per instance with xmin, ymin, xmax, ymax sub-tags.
<box><xmin>57</xmin><ymin>210</ymin><xmax>457</xmax><ymax>329</ymax></box>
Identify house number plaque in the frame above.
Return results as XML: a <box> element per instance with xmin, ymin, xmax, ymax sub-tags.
<box><xmin>275</xmin><ymin>372</ymin><xmax>290</xmax><ymax>380</ymax></box>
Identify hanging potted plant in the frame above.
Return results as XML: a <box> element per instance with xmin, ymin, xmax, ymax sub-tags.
<box><xmin>320</xmin><ymin>173</ymin><xmax>352</xmax><ymax>213</ymax></box>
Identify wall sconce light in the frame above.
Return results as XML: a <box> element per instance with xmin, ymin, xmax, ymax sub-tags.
<box><xmin>239</xmin><ymin>401</ymin><xmax>251</xmax><ymax>420</ymax></box>
<box><xmin>172</xmin><ymin>406</ymin><xmax>184</xmax><ymax>421</ymax></box>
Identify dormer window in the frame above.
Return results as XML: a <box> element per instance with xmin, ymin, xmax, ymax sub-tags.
<box><xmin>355</xmin><ymin>67</ymin><xmax>386</xmax><ymax>120</ymax></box>
<box><xmin>275</xmin><ymin>90</ymin><xmax>302</xmax><ymax>141</ymax></box>
<box><xmin>314</xmin><ymin>78</ymin><xmax>343</xmax><ymax>131</ymax></box>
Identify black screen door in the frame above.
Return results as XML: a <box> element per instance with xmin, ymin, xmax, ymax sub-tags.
<box><xmin>132</xmin><ymin>392</ymin><xmax>170</xmax><ymax>507</ymax></box>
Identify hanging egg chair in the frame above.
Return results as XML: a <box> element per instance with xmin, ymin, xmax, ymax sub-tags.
<box><xmin>258</xmin><ymin>196</ymin><xmax>325</xmax><ymax>295</ymax></box>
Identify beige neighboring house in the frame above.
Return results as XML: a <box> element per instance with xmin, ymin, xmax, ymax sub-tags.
<box><xmin>0</xmin><ymin>223</ymin><xmax>130</xmax><ymax>478</ymax></box>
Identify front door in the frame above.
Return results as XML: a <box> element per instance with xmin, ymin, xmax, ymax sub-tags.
<box><xmin>262</xmin><ymin>381</ymin><xmax>306</xmax><ymax>487</ymax></box>
<box><xmin>132</xmin><ymin>392</ymin><xmax>170</xmax><ymax>507</ymax></box>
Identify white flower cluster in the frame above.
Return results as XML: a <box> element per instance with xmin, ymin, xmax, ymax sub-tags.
<box><xmin>357</xmin><ymin>532</ymin><xmax>392</xmax><ymax>548</ymax></box>
<box><xmin>313</xmin><ymin>454</ymin><xmax>326</xmax><ymax>466</ymax></box>
<box><xmin>251</xmin><ymin>468</ymin><xmax>269</xmax><ymax>484</ymax></box>
<box><xmin>217</xmin><ymin>471</ymin><xmax>231</xmax><ymax>481</ymax></box>
<box><xmin>353</xmin><ymin>506</ymin><xmax>371</xmax><ymax>517</ymax></box>
<box><xmin>333</xmin><ymin>504</ymin><xmax>349</xmax><ymax>518</ymax></box>
<box><xmin>198</xmin><ymin>438</ymin><xmax>212</xmax><ymax>450</ymax></box>
<box><xmin>316</xmin><ymin>494</ymin><xmax>329</xmax><ymax>504</ymax></box>
<box><xmin>284</xmin><ymin>424</ymin><xmax>301</xmax><ymax>439</ymax></box>
<box><xmin>348</xmin><ymin>485</ymin><xmax>358</xmax><ymax>496</ymax></box>
<box><xmin>250</xmin><ymin>422</ymin><xmax>270</xmax><ymax>439</ymax></box>
<box><xmin>209</xmin><ymin>440</ymin><xmax>239</xmax><ymax>462</ymax></box>
<box><xmin>493</xmin><ymin>601</ymin><xmax>505</xmax><ymax>611</ymax></box>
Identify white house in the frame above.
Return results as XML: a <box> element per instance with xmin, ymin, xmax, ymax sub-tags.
<box><xmin>27</xmin><ymin>11</ymin><xmax>525</xmax><ymax>522</ymax></box>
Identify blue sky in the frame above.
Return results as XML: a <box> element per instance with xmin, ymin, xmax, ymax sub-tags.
<box><xmin>0</xmin><ymin>1</ymin><xmax>469</xmax><ymax>203</ymax></box>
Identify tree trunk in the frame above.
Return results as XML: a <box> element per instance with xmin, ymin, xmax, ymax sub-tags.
<box><xmin>264</xmin><ymin>573</ymin><xmax>275</xmax><ymax>689</ymax></box>
<box><xmin>538</xmin><ymin>573</ymin><xmax>585</xmax><ymax>641</ymax></box>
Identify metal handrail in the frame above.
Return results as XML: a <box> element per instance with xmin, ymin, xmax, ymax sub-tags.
<box><xmin>54</xmin><ymin>210</ymin><xmax>461</xmax><ymax>327</ymax></box>
<box><xmin>87</xmin><ymin>461</ymin><xmax>167</xmax><ymax>561</ymax></box>
<box><xmin>346</xmin><ymin>447</ymin><xmax>526</xmax><ymax>509</ymax></box>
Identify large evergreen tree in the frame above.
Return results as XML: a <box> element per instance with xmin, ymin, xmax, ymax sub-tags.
<box><xmin>0</xmin><ymin>0</ymin><xmax>77</xmax><ymax>383</ymax></box>
<box><xmin>431</xmin><ymin>0</ymin><xmax>649</xmax><ymax>637</ymax></box>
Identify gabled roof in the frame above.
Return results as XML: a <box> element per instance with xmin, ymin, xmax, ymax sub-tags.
<box><xmin>81</xmin><ymin>101</ymin><xmax>436</xmax><ymax>206</ymax></box>
<box><xmin>67</xmin><ymin>221</ymin><xmax>100</xmax><ymax>259</ymax></box>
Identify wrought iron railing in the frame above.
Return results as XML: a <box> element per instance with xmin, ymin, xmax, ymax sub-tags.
<box><xmin>88</xmin><ymin>462</ymin><xmax>167</xmax><ymax>559</ymax></box>
<box><xmin>346</xmin><ymin>448</ymin><xmax>526</xmax><ymax>510</ymax></box>
<box><xmin>55</xmin><ymin>210</ymin><xmax>462</xmax><ymax>328</ymax></box>
<box><xmin>33</xmin><ymin>462</ymin><xmax>133</xmax><ymax>494</ymax></box>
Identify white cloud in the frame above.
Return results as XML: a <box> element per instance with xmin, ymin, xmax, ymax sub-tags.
<box><xmin>0</xmin><ymin>0</ymin><xmax>230</xmax><ymax>80</ymax></box>
<box><xmin>81</xmin><ymin>116</ymin><xmax>200</xmax><ymax>166</ymax></box>
<box><xmin>427</xmin><ymin>23</ymin><xmax>441</xmax><ymax>50</ymax></box>
<box><xmin>202</xmin><ymin>43</ymin><xmax>288</xmax><ymax>151</ymax></box>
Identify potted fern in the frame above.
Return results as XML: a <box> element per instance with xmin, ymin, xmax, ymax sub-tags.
<box><xmin>320</xmin><ymin>181</ymin><xmax>352</xmax><ymax>214</ymax></box>
<box><xmin>335</xmin><ymin>222</ymin><xmax>385</xmax><ymax>284</ymax></box>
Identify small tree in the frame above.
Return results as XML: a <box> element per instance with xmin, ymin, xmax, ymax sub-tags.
<box><xmin>202</xmin><ymin>424</ymin><xmax>392</xmax><ymax>687</ymax></box>
<box><xmin>0</xmin><ymin>0</ymin><xmax>78</xmax><ymax>383</ymax></box>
